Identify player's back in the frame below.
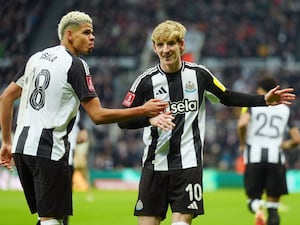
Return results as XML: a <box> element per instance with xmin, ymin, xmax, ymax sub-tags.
<box><xmin>245</xmin><ymin>104</ymin><xmax>290</xmax><ymax>164</ymax></box>
<box><xmin>13</xmin><ymin>45</ymin><xmax>81</xmax><ymax>160</ymax></box>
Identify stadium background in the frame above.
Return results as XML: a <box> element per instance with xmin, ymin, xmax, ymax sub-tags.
<box><xmin>0</xmin><ymin>0</ymin><xmax>300</xmax><ymax>191</ymax></box>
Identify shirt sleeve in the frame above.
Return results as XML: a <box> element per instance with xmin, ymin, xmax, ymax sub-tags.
<box><xmin>203</xmin><ymin>69</ymin><xmax>266</xmax><ymax>107</ymax></box>
<box><xmin>67</xmin><ymin>57</ymin><xmax>98</xmax><ymax>102</ymax></box>
<box><xmin>117</xmin><ymin>77</ymin><xmax>151</xmax><ymax>129</ymax></box>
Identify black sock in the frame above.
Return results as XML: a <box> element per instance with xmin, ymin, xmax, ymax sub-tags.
<box><xmin>267</xmin><ymin>208</ymin><xmax>280</xmax><ymax>225</ymax></box>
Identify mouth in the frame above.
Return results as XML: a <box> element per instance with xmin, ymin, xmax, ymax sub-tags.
<box><xmin>164</xmin><ymin>55</ymin><xmax>173</xmax><ymax>61</ymax></box>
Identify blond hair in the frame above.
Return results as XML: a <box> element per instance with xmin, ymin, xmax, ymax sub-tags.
<box><xmin>57</xmin><ymin>11</ymin><xmax>92</xmax><ymax>41</ymax></box>
<box><xmin>151</xmin><ymin>20</ymin><xmax>186</xmax><ymax>44</ymax></box>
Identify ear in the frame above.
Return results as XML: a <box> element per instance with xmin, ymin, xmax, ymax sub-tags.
<box><xmin>179</xmin><ymin>40</ymin><xmax>185</xmax><ymax>52</ymax></box>
<box><xmin>152</xmin><ymin>43</ymin><xmax>157</xmax><ymax>55</ymax></box>
<box><xmin>66</xmin><ymin>30</ymin><xmax>73</xmax><ymax>42</ymax></box>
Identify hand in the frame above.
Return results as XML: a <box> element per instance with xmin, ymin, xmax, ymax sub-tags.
<box><xmin>0</xmin><ymin>145</ymin><xmax>13</xmax><ymax>171</ymax></box>
<box><xmin>143</xmin><ymin>99</ymin><xmax>169</xmax><ymax>117</ymax></box>
<box><xmin>239</xmin><ymin>145</ymin><xmax>245</xmax><ymax>153</ymax></box>
<box><xmin>149</xmin><ymin>111</ymin><xmax>175</xmax><ymax>131</ymax></box>
<box><xmin>264</xmin><ymin>85</ymin><xmax>296</xmax><ymax>105</ymax></box>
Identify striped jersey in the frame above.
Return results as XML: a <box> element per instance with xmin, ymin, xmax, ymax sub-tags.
<box><xmin>242</xmin><ymin>105</ymin><xmax>292</xmax><ymax>164</ymax></box>
<box><xmin>118</xmin><ymin>62</ymin><xmax>266</xmax><ymax>171</ymax></box>
<box><xmin>12</xmin><ymin>45</ymin><xmax>97</xmax><ymax>161</ymax></box>
<box><xmin>68</xmin><ymin>111</ymin><xmax>85</xmax><ymax>165</ymax></box>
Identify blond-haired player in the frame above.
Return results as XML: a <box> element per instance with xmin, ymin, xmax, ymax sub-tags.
<box><xmin>118</xmin><ymin>20</ymin><xmax>296</xmax><ymax>225</ymax></box>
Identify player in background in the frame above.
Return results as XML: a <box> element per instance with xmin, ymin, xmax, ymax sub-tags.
<box><xmin>237</xmin><ymin>76</ymin><xmax>300</xmax><ymax>225</ymax></box>
<box><xmin>72</xmin><ymin>110</ymin><xmax>93</xmax><ymax>200</ymax></box>
<box><xmin>63</xmin><ymin>110</ymin><xmax>88</xmax><ymax>225</ymax></box>
<box><xmin>0</xmin><ymin>11</ymin><xmax>173</xmax><ymax>225</ymax></box>
<box><xmin>117</xmin><ymin>20</ymin><xmax>296</xmax><ymax>225</ymax></box>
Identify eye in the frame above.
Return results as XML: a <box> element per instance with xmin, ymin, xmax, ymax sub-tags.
<box><xmin>83</xmin><ymin>30</ymin><xmax>93</xmax><ymax>35</ymax></box>
<box><xmin>167</xmin><ymin>40</ymin><xmax>176</xmax><ymax>46</ymax></box>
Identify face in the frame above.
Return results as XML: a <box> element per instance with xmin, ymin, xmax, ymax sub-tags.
<box><xmin>68</xmin><ymin>23</ymin><xmax>95</xmax><ymax>56</ymax></box>
<box><xmin>152</xmin><ymin>38</ymin><xmax>184</xmax><ymax>73</ymax></box>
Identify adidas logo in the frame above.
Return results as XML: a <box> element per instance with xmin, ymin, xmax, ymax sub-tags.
<box><xmin>155</xmin><ymin>86</ymin><xmax>167</xmax><ymax>95</ymax></box>
<box><xmin>187</xmin><ymin>201</ymin><xmax>198</xmax><ymax>210</ymax></box>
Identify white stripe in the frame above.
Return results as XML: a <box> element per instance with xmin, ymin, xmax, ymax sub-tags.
<box><xmin>151</xmin><ymin>73</ymin><xmax>171</xmax><ymax>171</ymax></box>
<box><xmin>181</xmin><ymin>68</ymin><xmax>198</xmax><ymax>169</ymax></box>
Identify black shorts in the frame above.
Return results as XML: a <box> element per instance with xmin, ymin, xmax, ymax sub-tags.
<box><xmin>13</xmin><ymin>153</ymin><xmax>73</xmax><ymax>218</ymax></box>
<box><xmin>244</xmin><ymin>163</ymin><xmax>288</xmax><ymax>199</ymax></box>
<box><xmin>134</xmin><ymin>167</ymin><xmax>204</xmax><ymax>220</ymax></box>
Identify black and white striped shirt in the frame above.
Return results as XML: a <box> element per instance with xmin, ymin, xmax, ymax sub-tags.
<box><xmin>242</xmin><ymin>105</ymin><xmax>292</xmax><ymax>164</ymax></box>
<box><xmin>12</xmin><ymin>45</ymin><xmax>97</xmax><ymax>161</ymax></box>
<box><xmin>118</xmin><ymin>61</ymin><xmax>267</xmax><ymax>171</ymax></box>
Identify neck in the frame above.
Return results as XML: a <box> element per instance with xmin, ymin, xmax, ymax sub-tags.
<box><xmin>160</xmin><ymin>60</ymin><xmax>182</xmax><ymax>73</ymax></box>
<box><xmin>61</xmin><ymin>41</ymin><xmax>78</xmax><ymax>56</ymax></box>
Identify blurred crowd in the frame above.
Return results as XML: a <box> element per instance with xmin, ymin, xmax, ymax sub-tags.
<box><xmin>0</xmin><ymin>0</ymin><xmax>300</xmax><ymax>171</ymax></box>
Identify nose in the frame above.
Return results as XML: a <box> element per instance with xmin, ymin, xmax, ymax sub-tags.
<box><xmin>162</xmin><ymin>44</ymin><xmax>170</xmax><ymax>52</ymax></box>
<box><xmin>90</xmin><ymin>33</ymin><xmax>95</xmax><ymax>40</ymax></box>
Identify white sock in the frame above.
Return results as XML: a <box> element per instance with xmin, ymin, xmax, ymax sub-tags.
<box><xmin>172</xmin><ymin>222</ymin><xmax>189</xmax><ymax>225</ymax></box>
<box><xmin>41</xmin><ymin>219</ymin><xmax>63</xmax><ymax>225</ymax></box>
<box><xmin>266</xmin><ymin>201</ymin><xmax>280</xmax><ymax>209</ymax></box>
<box><xmin>248</xmin><ymin>199</ymin><xmax>265</xmax><ymax>212</ymax></box>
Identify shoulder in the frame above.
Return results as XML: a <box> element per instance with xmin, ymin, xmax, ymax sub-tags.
<box><xmin>183</xmin><ymin>61</ymin><xmax>212</xmax><ymax>73</ymax></box>
<box><xmin>141</xmin><ymin>65</ymin><xmax>160</xmax><ymax>78</ymax></box>
<box><xmin>130</xmin><ymin>65</ymin><xmax>159</xmax><ymax>89</ymax></box>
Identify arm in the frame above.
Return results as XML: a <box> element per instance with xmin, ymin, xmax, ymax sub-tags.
<box><xmin>220</xmin><ymin>90</ymin><xmax>266</xmax><ymax>107</ymax></box>
<box><xmin>0</xmin><ymin>82</ymin><xmax>22</xmax><ymax>171</ymax></box>
<box><xmin>204</xmin><ymin>72</ymin><xmax>267</xmax><ymax>107</ymax></box>
<box><xmin>281</xmin><ymin>127</ymin><xmax>300</xmax><ymax>150</ymax></box>
<box><xmin>81</xmin><ymin>97</ymin><xmax>168</xmax><ymax>125</ymax></box>
<box><xmin>205</xmin><ymin>71</ymin><xmax>295</xmax><ymax>107</ymax></box>
<box><xmin>237</xmin><ymin>109</ymin><xmax>251</xmax><ymax>153</ymax></box>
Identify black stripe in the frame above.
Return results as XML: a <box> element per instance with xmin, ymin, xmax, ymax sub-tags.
<box><xmin>145</xmin><ymin>127</ymin><xmax>159</xmax><ymax>169</ymax></box>
<box><xmin>168</xmin><ymin>115</ymin><xmax>184</xmax><ymax>168</ymax></box>
<box><xmin>167</xmin><ymin>71</ymin><xmax>183</xmax><ymax>168</ymax></box>
<box><xmin>192</xmin><ymin>117</ymin><xmax>202</xmax><ymax>165</ymax></box>
<box><xmin>278</xmin><ymin>152</ymin><xmax>282</xmax><ymax>164</ymax></box>
<box><xmin>261</xmin><ymin>147</ymin><xmax>268</xmax><ymax>162</ymax></box>
<box><xmin>37</xmin><ymin>128</ymin><xmax>54</xmax><ymax>158</ymax></box>
<box><xmin>15</xmin><ymin>126</ymin><xmax>29</xmax><ymax>154</ymax></box>
<box><xmin>246</xmin><ymin>144</ymin><xmax>251</xmax><ymax>163</ymax></box>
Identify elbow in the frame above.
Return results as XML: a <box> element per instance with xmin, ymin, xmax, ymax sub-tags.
<box><xmin>89</xmin><ymin>115</ymin><xmax>108</xmax><ymax>125</ymax></box>
<box><xmin>293</xmin><ymin>138</ymin><xmax>300</xmax><ymax>146</ymax></box>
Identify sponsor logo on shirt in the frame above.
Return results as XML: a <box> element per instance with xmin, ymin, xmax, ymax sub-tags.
<box><xmin>185</xmin><ymin>81</ymin><xmax>196</xmax><ymax>93</ymax></box>
<box><xmin>86</xmin><ymin>76</ymin><xmax>95</xmax><ymax>92</ymax></box>
<box><xmin>155</xmin><ymin>86</ymin><xmax>168</xmax><ymax>96</ymax></box>
<box><xmin>169</xmin><ymin>99</ymin><xmax>198</xmax><ymax>115</ymax></box>
<box><xmin>122</xmin><ymin>91</ymin><xmax>136</xmax><ymax>107</ymax></box>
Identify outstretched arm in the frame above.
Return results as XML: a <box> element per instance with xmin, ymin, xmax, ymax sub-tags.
<box><xmin>81</xmin><ymin>97</ymin><xmax>168</xmax><ymax>125</ymax></box>
<box><xmin>264</xmin><ymin>86</ymin><xmax>295</xmax><ymax>105</ymax></box>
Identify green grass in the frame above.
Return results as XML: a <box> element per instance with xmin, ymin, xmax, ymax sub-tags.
<box><xmin>0</xmin><ymin>188</ymin><xmax>299</xmax><ymax>225</ymax></box>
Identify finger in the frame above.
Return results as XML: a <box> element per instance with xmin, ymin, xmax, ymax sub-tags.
<box><xmin>280</xmin><ymin>101</ymin><xmax>292</xmax><ymax>105</ymax></box>
<box><xmin>275</xmin><ymin>88</ymin><xmax>295</xmax><ymax>95</ymax></box>
<box><xmin>158</xmin><ymin>120</ymin><xmax>175</xmax><ymax>131</ymax></box>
